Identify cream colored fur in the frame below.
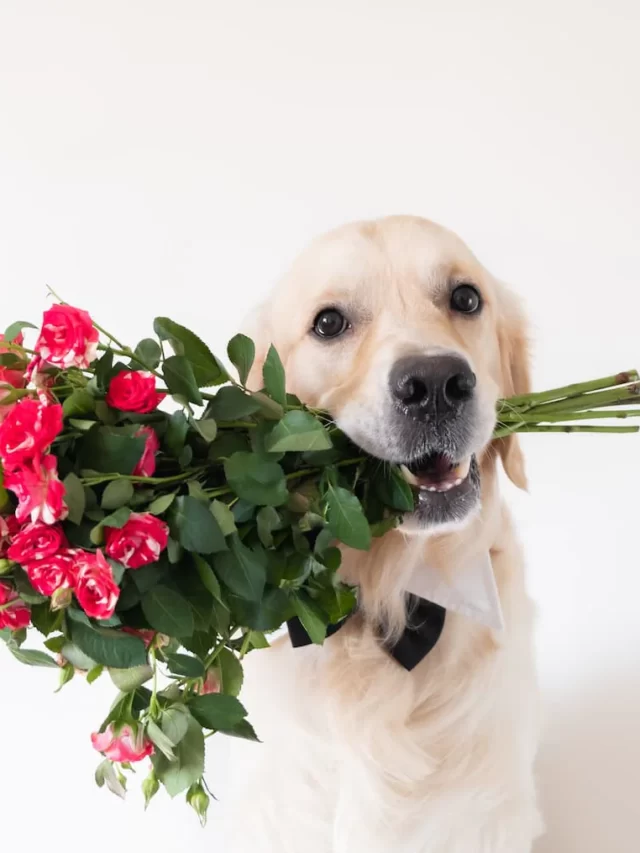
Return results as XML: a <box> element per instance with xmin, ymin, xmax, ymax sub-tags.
<box><xmin>221</xmin><ymin>216</ymin><xmax>542</xmax><ymax>852</ymax></box>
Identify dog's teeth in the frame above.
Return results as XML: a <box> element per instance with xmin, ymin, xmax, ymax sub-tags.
<box><xmin>453</xmin><ymin>456</ymin><xmax>471</xmax><ymax>480</ymax></box>
<box><xmin>400</xmin><ymin>464</ymin><xmax>419</xmax><ymax>486</ymax></box>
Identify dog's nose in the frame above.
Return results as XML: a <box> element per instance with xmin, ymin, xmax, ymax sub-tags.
<box><xmin>389</xmin><ymin>355</ymin><xmax>476</xmax><ymax>415</ymax></box>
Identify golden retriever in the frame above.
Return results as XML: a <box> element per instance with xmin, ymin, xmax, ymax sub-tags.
<box><xmin>221</xmin><ymin>216</ymin><xmax>542</xmax><ymax>852</ymax></box>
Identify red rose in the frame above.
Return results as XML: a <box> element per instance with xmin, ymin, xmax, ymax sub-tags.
<box><xmin>106</xmin><ymin>371</ymin><xmax>166</xmax><ymax>413</ymax></box>
<box><xmin>4</xmin><ymin>455</ymin><xmax>68</xmax><ymax>525</ymax></box>
<box><xmin>24</xmin><ymin>551</ymin><xmax>75</xmax><ymax>597</ymax></box>
<box><xmin>0</xmin><ymin>515</ymin><xmax>20</xmax><ymax>558</ymax></box>
<box><xmin>7</xmin><ymin>521</ymin><xmax>67</xmax><ymax>564</ymax></box>
<box><xmin>0</xmin><ymin>581</ymin><xmax>30</xmax><ymax>630</ymax></box>
<box><xmin>121</xmin><ymin>627</ymin><xmax>156</xmax><ymax>648</ymax></box>
<box><xmin>34</xmin><ymin>304</ymin><xmax>99</xmax><ymax>369</ymax></box>
<box><xmin>196</xmin><ymin>669</ymin><xmax>221</xmax><ymax>695</ymax></box>
<box><xmin>73</xmin><ymin>549</ymin><xmax>119</xmax><ymax>620</ymax></box>
<box><xmin>104</xmin><ymin>512</ymin><xmax>168</xmax><ymax>569</ymax></box>
<box><xmin>91</xmin><ymin>723</ymin><xmax>153</xmax><ymax>763</ymax></box>
<box><xmin>132</xmin><ymin>426</ymin><xmax>160</xmax><ymax>477</ymax></box>
<box><xmin>0</xmin><ymin>398</ymin><xmax>63</xmax><ymax>466</ymax></box>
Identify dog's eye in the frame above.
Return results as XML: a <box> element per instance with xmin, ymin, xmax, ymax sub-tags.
<box><xmin>450</xmin><ymin>284</ymin><xmax>482</xmax><ymax>315</ymax></box>
<box><xmin>313</xmin><ymin>308</ymin><xmax>348</xmax><ymax>339</ymax></box>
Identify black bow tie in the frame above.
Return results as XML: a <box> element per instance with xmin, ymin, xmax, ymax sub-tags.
<box><xmin>287</xmin><ymin>594</ymin><xmax>446</xmax><ymax>671</ymax></box>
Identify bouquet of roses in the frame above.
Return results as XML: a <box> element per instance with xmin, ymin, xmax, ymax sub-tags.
<box><xmin>0</xmin><ymin>294</ymin><xmax>638</xmax><ymax>823</ymax></box>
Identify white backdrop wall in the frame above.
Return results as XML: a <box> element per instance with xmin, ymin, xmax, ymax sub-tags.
<box><xmin>0</xmin><ymin>2</ymin><xmax>639</xmax><ymax>850</ymax></box>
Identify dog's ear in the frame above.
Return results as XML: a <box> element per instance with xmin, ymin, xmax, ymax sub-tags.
<box><xmin>239</xmin><ymin>301</ymin><xmax>271</xmax><ymax>391</ymax></box>
<box><xmin>494</xmin><ymin>285</ymin><xmax>532</xmax><ymax>490</ymax></box>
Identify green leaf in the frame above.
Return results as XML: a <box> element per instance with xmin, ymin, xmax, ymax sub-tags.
<box><xmin>193</xmin><ymin>554</ymin><xmax>224</xmax><ymax>602</ymax></box>
<box><xmin>206</xmin><ymin>387</ymin><xmax>260</xmax><ymax>421</ymax></box>
<box><xmin>214</xmin><ymin>536</ymin><xmax>267</xmax><ymax>602</ymax></box>
<box><xmin>251</xmin><ymin>391</ymin><xmax>284</xmax><ymax>421</ymax></box>
<box><xmin>69</xmin><ymin>418</ymin><xmax>99</xmax><ymax>432</ymax></box>
<box><xmin>101</xmin><ymin>506</ymin><xmax>132</xmax><ymax>529</ymax></box>
<box><xmin>63</xmin><ymin>472</ymin><xmax>86</xmax><ymax>525</ymax></box>
<box><xmin>165</xmin><ymin>410</ymin><xmax>189</xmax><ymax>458</ymax></box>
<box><xmin>217</xmin><ymin>648</ymin><xmax>243</xmax><ymax>697</ymax></box>
<box><xmin>4</xmin><ymin>320</ymin><xmax>36</xmax><ymax>342</ymax></box>
<box><xmin>326</xmin><ymin>484</ymin><xmax>371</xmax><ymax>550</ymax></box>
<box><xmin>30</xmin><ymin>602</ymin><xmax>63</xmax><ymax>636</ymax></box>
<box><xmin>59</xmin><ymin>641</ymin><xmax>96</xmax><ymax>670</ymax></box>
<box><xmin>220</xmin><ymin>719</ymin><xmax>260</xmax><ymax>742</ymax></box>
<box><xmin>165</xmin><ymin>653</ymin><xmax>205</xmax><ymax>679</ymax></box>
<box><xmin>142</xmin><ymin>585</ymin><xmax>194</xmax><ymax>638</ymax></box>
<box><xmin>9</xmin><ymin>647</ymin><xmax>58</xmax><ymax>668</ymax></box>
<box><xmin>147</xmin><ymin>493</ymin><xmax>176</xmax><ymax>516</ymax></box>
<box><xmin>262</xmin><ymin>344</ymin><xmax>286</xmax><ymax>406</ymax></box>
<box><xmin>132</xmin><ymin>338</ymin><xmax>162</xmax><ymax>371</ymax></box>
<box><xmin>292</xmin><ymin>593</ymin><xmax>327</xmax><ymax>644</ymax></box>
<box><xmin>224</xmin><ymin>452</ymin><xmax>288</xmax><ymax>507</ymax></box>
<box><xmin>87</xmin><ymin>664</ymin><xmax>104</xmax><ymax>684</ymax></box>
<box><xmin>256</xmin><ymin>506</ymin><xmax>280</xmax><ymax>547</ymax></box>
<box><xmin>80</xmin><ymin>427</ymin><xmax>147</xmax><ymax>475</ymax></box>
<box><xmin>68</xmin><ymin>619</ymin><xmax>147</xmax><ymax>668</ymax></box>
<box><xmin>161</xmin><ymin>705</ymin><xmax>191</xmax><ymax>746</ymax></box>
<box><xmin>232</xmin><ymin>587</ymin><xmax>291</xmax><ymax>631</ymax></box>
<box><xmin>94</xmin><ymin>350</ymin><xmax>114</xmax><ymax>391</ymax></box>
<box><xmin>247</xmin><ymin>630</ymin><xmax>270</xmax><ymax>650</ymax></box>
<box><xmin>265</xmin><ymin>410</ymin><xmax>332</xmax><ymax>452</ymax></box>
<box><xmin>189</xmin><ymin>693</ymin><xmax>247</xmax><ymax>730</ymax></box>
<box><xmin>370</xmin><ymin>516</ymin><xmax>401</xmax><ymax>538</ymax></box>
<box><xmin>12</xmin><ymin>565</ymin><xmax>46</xmax><ymax>603</ymax></box>
<box><xmin>101</xmin><ymin>479</ymin><xmax>134</xmax><ymax>510</ymax></box>
<box><xmin>373</xmin><ymin>465</ymin><xmax>415</xmax><ymax>512</ymax></box>
<box><xmin>227</xmin><ymin>333</ymin><xmax>255</xmax><ymax>385</ymax></box>
<box><xmin>162</xmin><ymin>355</ymin><xmax>203</xmax><ymax>406</ymax></box>
<box><xmin>210</xmin><ymin>500</ymin><xmax>237</xmax><ymax>536</ymax></box>
<box><xmin>192</xmin><ymin>418</ymin><xmax>217</xmax><ymax>443</ymax></box>
<box><xmin>172</xmin><ymin>496</ymin><xmax>228</xmax><ymax>554</ymax></box>
<box><xmin>146</xmin><ymin>719</ymin><xmax>176</xmax><ymax>761</ymax></box>
<box><xmin>108</xmin><ymin>664</ymin><xmax>153</xmax><ymax>691</ymax></box>
<box><xmin>153</xmin><ymin>716</ymin><xmax>205</xmax><ymax>797</ymax></box>
<box><xmin>153</xmin><ymin>317</ymin><xmax>228</xmax><ymax>387</ymax></box>
<box><xmin>62</xmin><ymin>389</ymin><xmax>95</xmax><ymax>419</ymax></box>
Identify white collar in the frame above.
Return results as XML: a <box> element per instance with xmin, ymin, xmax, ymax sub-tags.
<box><xmin>404</xmin><ymin>551</ymin><xmax>504</xmax><ymax>632</ymax></box>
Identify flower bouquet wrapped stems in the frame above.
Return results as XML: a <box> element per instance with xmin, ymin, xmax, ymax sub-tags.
<box><xmin>0</xmin><ymin>296</ymin><xmax>638</xmax><ymax>820</ymax></box>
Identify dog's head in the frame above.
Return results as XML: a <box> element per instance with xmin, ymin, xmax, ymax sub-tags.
<box><xmin>245</xmin><ymin>216</ymin><xmax>530</xmax><ymax>533</ymax></box>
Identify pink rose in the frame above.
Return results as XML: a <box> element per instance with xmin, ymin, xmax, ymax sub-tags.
<box><xmin>34</xmin><ymin>304</ymin><xmax>99</xmax><ymax>369</ymax></box>
<box><xmin>197</xmin><ymin>669</ymin><xmax>221</xmax><ymax>695</ymax></box>
<box><xmin>0</xmin><ymin>581</ymin><xmax>30</xmax><ymax>630</ymax></box>
<box><xmin>24</xmin><ymin>551</ymin><xmax>75</xmax><ymax>597</ymax></box>
<box><xmin>0</xmin><ymin>515</ymin><xmax>20</xmax><ymax>558</ymax></box>
<box><xmin>106</xmin><ymin>371</ymin><xmax>166</xmax><ymax>413</ymax></box>
<box><xmin>4</xmin><ymin>455</ymin><xmax>68</xmax><ymax>525</ymax></box>
<box><xmin>0</xmin><ymin>398</ymin><xmax>63</xmax><ymax>466</ymax></box>
<box><xmin>132</xmin><ymin>426</ymin><xmax>160</xmax><ymax>477</ymax></box>
<box><xmin>104</xmin><ymin>512</ymin><xmax>168</xmax><ymax>569</ymax></box>
<box><xmin>7</xmin><ymin>521</ymin><xmax>67</xmax><ymax>563</ymax></box>
<box><xmin>91</xmin><ymin>723</ymin><xmax>154</xmax><ymax>763</ymax></box>
<box><xmin>73</xmin><ymin>549</ymin><xmax>119</xmax><ymax>620</ymax></box>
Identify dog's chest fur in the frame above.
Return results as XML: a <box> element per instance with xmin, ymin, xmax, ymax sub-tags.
<box><xmin>221</xmin><ymin>538</ymin><xmax>541</xmax><ymax>853</ymax></box>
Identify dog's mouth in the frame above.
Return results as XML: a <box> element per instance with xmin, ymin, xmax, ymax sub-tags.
<box><xmin>400</xmin><ymin>452</ymin><xmax>473</xmax><ymax>494</ymax></box>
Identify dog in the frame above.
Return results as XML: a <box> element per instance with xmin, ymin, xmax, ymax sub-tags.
<box><xmin>220</xmin><ymin>216</ymin><xmax>543</xmax><ymax>852</ymax></box>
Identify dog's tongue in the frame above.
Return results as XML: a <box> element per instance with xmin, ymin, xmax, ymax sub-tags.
<box><xmin>402</xmin><ymin>455</ymin><xmax>471</xmax><ymax>493</ymax></box>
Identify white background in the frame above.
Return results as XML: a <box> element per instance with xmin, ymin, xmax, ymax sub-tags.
<box><xmin>1</xmin><ymin>1</ymin><xmax>639</xmax><ymax>850</ymax></box>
